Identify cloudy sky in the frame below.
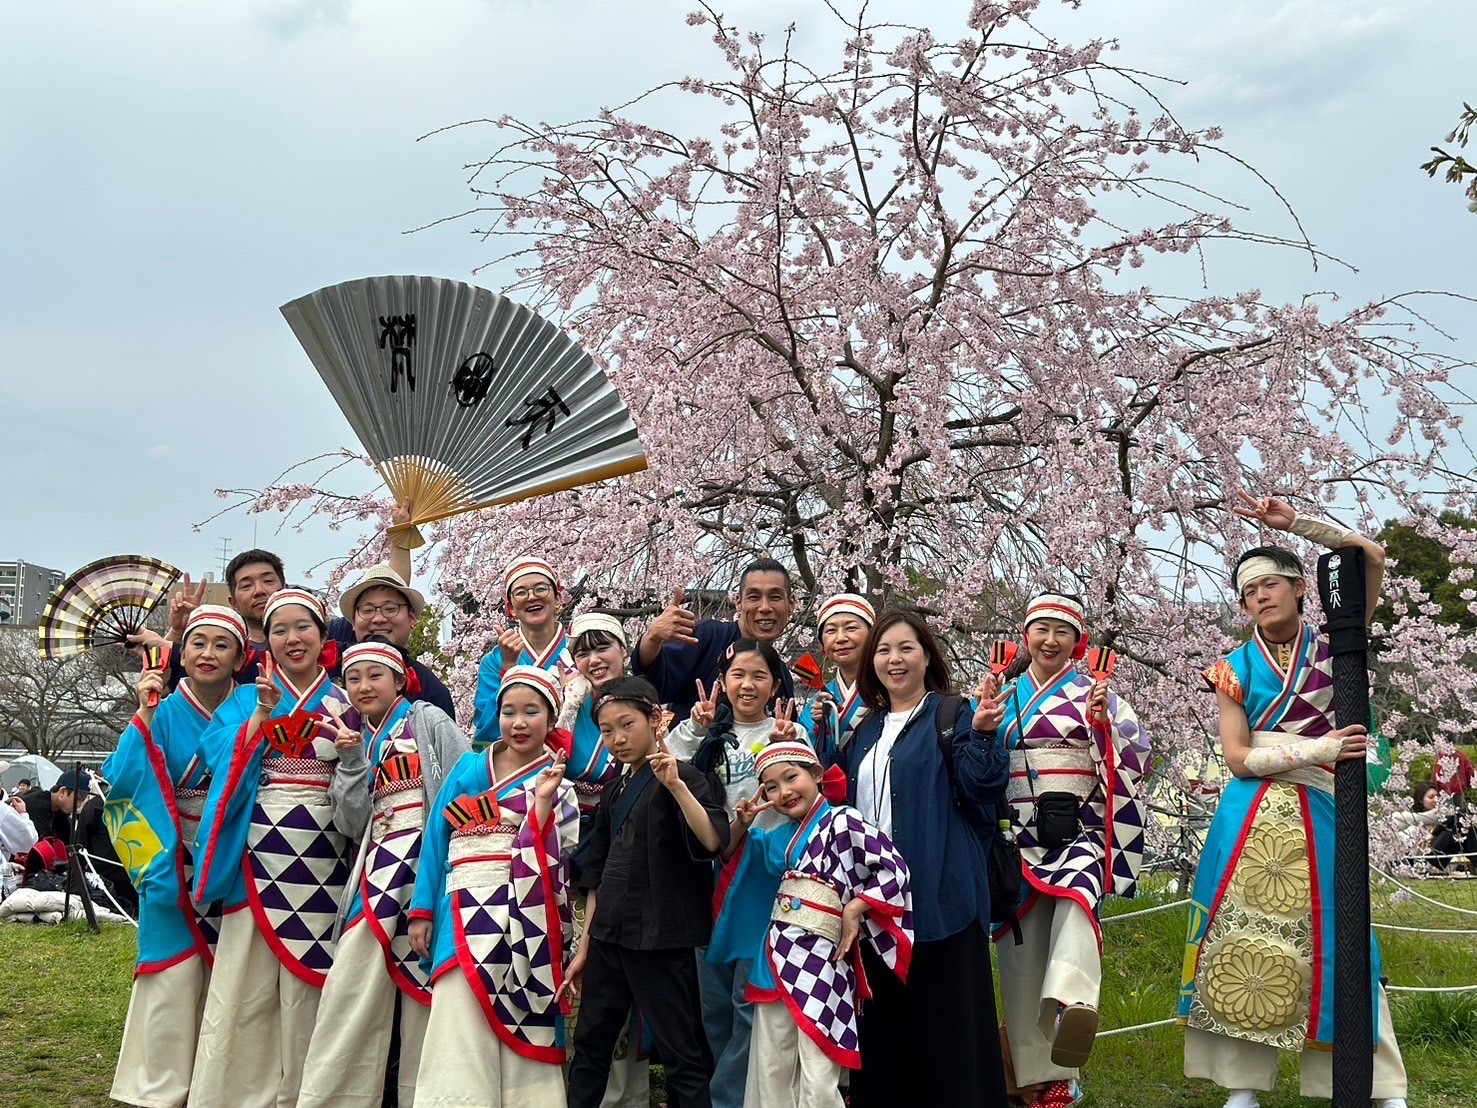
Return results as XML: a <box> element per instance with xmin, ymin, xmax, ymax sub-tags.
<box><xmin>2</xmin><ymin>0</ymin><xmax>1473</xmax><ymax>591</ymax></box>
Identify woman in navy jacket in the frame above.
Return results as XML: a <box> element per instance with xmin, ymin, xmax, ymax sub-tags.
<box><xmin>842</xmin><ymin>608</ymin><xmax>1011</xmax><ymax>1108</ymax></box>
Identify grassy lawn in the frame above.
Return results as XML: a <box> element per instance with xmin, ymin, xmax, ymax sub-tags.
<box><xmin>0</xmin><ymin>876</ymin><xmax>1472</xmax><ymax>1106</ymax></box>
<box><xmin>1083</xmin><ymin>874</ymin><xmax>1477</xmax><ymax>1107</ymax></box>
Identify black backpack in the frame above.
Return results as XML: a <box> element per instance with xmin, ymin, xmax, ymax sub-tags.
<box><xmin>933</xmin><ymin>694</ymin><xmax>1023</xmax><ymax>944</ymax></box>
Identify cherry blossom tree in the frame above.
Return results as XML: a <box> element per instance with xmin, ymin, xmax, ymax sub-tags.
<box><xmin>239</xmin><ymin>1</ymin><xmax>1476</xmax><ymax>862</ymax></box>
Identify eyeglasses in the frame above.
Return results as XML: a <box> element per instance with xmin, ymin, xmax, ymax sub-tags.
<box><xmin>356</xmin><ymin>601</ymin><xmax>407</xmax><ymax>619</ymax></box>
<box><xmin>511</xmin><ymin>584</ymin><xmax>555</xmax><ymax>602</ymax></box>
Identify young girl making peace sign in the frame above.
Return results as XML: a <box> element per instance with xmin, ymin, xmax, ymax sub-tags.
<box><xmin>664</xmin><ymin>639</ymin><xmax>800</xmax><ymax>1108</ymax></box>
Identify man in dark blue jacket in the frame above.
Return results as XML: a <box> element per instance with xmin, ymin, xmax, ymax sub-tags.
<box><xmin>631</xmin><ymin>558</ymin><xmax>797</xmax><ymax>720</ymax></box>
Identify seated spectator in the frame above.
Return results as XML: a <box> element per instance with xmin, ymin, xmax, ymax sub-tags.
<box><xmin>51</xmin><ymin>770</ymin><xmax>138</xmax><ymax>917</ymax></box>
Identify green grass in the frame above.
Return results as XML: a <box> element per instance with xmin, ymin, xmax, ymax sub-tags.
<box><xmin>1079</xmin><ymin>875</ymin><xmax>1477</xmax><ymax>1107</ymax></box>
<box><xmin>0</xmin><ymin>921</ymin><xmax>135</xmax><ymax>1108</ymax></box>
<box><xmin>0</xmin><ymin>879</ymin><xmax>1473</xmax><ymax>1107</ymax></box>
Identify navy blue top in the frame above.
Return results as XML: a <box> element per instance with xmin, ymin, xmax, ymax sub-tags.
<box><xmin>632</xmin><ymin>618</ymin><xmax>795</xmax><ymax>721</ymax></box>
<box><xmin>841</xmin><ymin>692</ymin><xmax>1007</xmax><ymax>943</ymax></box>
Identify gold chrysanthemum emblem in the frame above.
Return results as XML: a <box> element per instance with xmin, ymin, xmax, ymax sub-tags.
<box><xmin>1232</xmin><ymin>823</ymin><xmax>1310</xmax><ymax>915</ymax></box>
<box><xmin>1202</xmin><ymin>935</ymin><xmax>1304</xmax><ymax>1032</ymax></box>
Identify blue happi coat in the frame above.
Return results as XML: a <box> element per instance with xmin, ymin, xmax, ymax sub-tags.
<box><xmin>102</xmin><ymin>683</ymin><xmax>217</xmax><ymax>972</ymax></box>
<box><xmin>191</xmin><ymin>668</ymin><xmax>347</xmax><ymax>909</ymax></box>
<box><xmin>800</xmin><ymin>676</ymin><xmax>868</xmax><ymax>762</ymax></box>
<box><xmin>470</xmin><ymin>628</ymin><xmax>572</xmax><ymax>750</ymax></box>
<box><xmin>1181</xmin><ymin>627</ymin><xmax>1382</xmax><ymax>1048</ymax></box>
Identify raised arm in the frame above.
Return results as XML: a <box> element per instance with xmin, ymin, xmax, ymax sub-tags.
<box><xmin>1234</xmin><ymin>492</ymin><xmax>1386</xmax><ymax>623</ymax></box>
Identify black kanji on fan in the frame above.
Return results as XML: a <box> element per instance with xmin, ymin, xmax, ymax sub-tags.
<box><xmin>377</xmin><ymin>313</ymin><xmax>417</xmax><ymax>393</ymax></box>
<box><xmin>452</xmin><ymin>352</ymin><xmax>497</xmax><ymax>408</ymax></box>
<box><xmin>506</xmin><ymin>385</ymin><xmax>572</xmax><ymax>449</ymax></box>
<box><xmin>1316</xmin><ymin>547</ymin><xmax>1373</xmax><ymax>1106</ymax></box>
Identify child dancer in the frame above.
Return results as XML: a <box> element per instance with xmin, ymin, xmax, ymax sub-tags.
<box><xmin>104</xmin><ymin>605</ymin><xmax>246</xmax><ymax>1107</ymax></box>
<box><xmin>408</xmin><ymin>665</ymin><xmax>581</xmax><ymax>1107</ymax></box>
<box><xmin>564</xmin><ymin>676</ymin><xmax>731</xmax><ymax>1108</ymax></box>
<box><xmin>737</xmin><ymin>741</ymin><xmax>913</xmax><ymax>1107</ymax></box>
<box><xmin>298</xmin><ymin>640</ymin><xmax>471</xmax><ymax>1107</ymax></box>
<box><xmin>190</xmin><ymin>589</ymin><xmax>355</xmax><ymax>1108</ymax></box>
<box><xmin>666</xmin><ymin>640</ymin><xmax>798</xmax><ymax>1108</ymax></box>
<box><xmin>555</xmin><ymin>612</ymin><xmax>650</xmax><ymax>1108</ymax></box>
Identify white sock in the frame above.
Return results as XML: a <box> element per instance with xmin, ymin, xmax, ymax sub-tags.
<box><xmin>1375</xmin><ymin>1099</ymin><xmax>1409</xmax><ymax>1108</ymax></box>
<box><xmin>1223</xmin><ymin>1092</ymin><xmax>1260</xmax><ymax>1108</ymax></box>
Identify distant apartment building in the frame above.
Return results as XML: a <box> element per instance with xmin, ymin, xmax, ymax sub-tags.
<box><xmin>0</xmin><ymin>560</ymin><xmax>65</xmax><ymax>627</ymax></box>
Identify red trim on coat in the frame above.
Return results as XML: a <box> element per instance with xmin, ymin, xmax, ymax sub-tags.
<box><xmin>243</xmin><ymin>856</ymin><xmax>329</xmax><ymax>989</ymax></box>
<box><xmin>1300</xmin><ymin>786</ymin><xmax>1324</xmax><ymax>1038</ymax></box>
<box><xmin>765</xmin><ymin>934</ymin><xmax>863</xmax><ymax>1069</ymax></box>
<box><xmin>134</xmin><ymin>715</ymin><xmax>215</xmax><ymax>969</ymax></box>
<box><xmin>360</xmin><ymin>862</ymin><xmax>432</xmax><ymax>1006</ymax></box>
<box><xmin>193</xmin><ymin>720</ymin><xmax>264</xmax><ymax>906</ymax></box>
<box><xmin>526</xmin><ymin>804</ymin><xmax>569</xmax><ymax>1015</ymax></box>
<box><xmin>450</xmin><ymin>889</ymin><xmax>566</xmax><ymax>1065</ymax></box>
<box><xmin>134</xmin><ymin>947</ymin><xmax>203</xmax><ymax>978</ymax></box>
<box><xmin>1020</xmin><ymin>867</ymin><xmax>1102</xmax><ymax>951</ymax></box>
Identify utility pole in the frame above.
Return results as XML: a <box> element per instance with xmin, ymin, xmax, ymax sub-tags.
<box><xmin>217</xmin><ymin>538</ymin><xmax>232</xmax><ymax>581</ymax></box>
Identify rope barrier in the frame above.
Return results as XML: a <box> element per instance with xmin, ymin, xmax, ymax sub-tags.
<box><xmin>77</xmin><ymin>849</ymin><xmax>138</xmax><ymax>928</ymax></box>
<box><xmin>1371</xmin><ymin>867</ymin><xmax>1477</xmax><ymax>916</ymax></box>
<box><xmin>1101</xmin><ymin>899</ymin><xmax>1191</xmax><ymax>923</ymax></box>
<box><xmin>1384</xmin><ymin>983</ymin><xmax>1477</xmax><ymax>994</ymax></box>
<box><xmin>1097</xmin><ymin>1018</ymin><xmax>1178</xmax><ymax>1038</ymax></box>
<box><xmin>1372</xmin><ymin>921</ymin><xmax>1477</xmax><ymax>935</ymax></box>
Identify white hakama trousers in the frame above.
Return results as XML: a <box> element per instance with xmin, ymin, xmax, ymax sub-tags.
<box><xmin>415</xmin><ymin>970</ymin><xmax>568</xmax><ymax>1107</ymax></box>
<box><xmin>299</xmin><ymin>918</ymin><xmax>431</xmax><ymax>1107</ymax></box>
<box><xmin>743</xmin><ymin>999</ymin><xmax>841</xmax><ymax>1108</ymax></box>
<box><xmin>997</xmin><ymin>894</ymin><xmax>1101</xmax><ymax>1086</ymax></box>
<box><xmin>110</xmin><ymin>955</ymin><xmax>209</xmax><ymax>1107</ymax></box>
<box><xmin>190</xmin><ymin>908</ymin><xmax>324</xmax><ymax>1108</ymax></box>
<box><xmin>1184</xmin><ymin>984</ymin><xmax>1408</xmax><ymax>1099</ymax></box>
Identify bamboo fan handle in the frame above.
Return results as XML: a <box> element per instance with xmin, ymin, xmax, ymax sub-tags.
<box><xmin>388</xmin><ymin>523</ymin><xmax>425</xmax><ymax>550</ymax></box>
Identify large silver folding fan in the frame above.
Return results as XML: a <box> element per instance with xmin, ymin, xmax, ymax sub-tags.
<box><xmin>281</xmin><ymin>276</ymin><xmax>648</xmax><ymax>545</ymax></box>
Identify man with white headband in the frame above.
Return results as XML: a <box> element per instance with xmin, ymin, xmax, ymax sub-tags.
<box><xmin>1181</xmin><ymin>492</ymin><xmax>1406</xmax><ymax>1108</ymax></box>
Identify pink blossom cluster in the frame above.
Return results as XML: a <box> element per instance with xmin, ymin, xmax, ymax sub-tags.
<box><xmin>233</xmin><ymin>2</ymin><xmax>1475</xmax><ymax>867</ymax></box>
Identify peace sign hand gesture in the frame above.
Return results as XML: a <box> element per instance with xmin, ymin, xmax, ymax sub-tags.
<box><xmin>316</xmin><ymin>712</ymin><xmax>364</xmax><ymax>751</ymax></box>
<box><xmin>650</xmin><ymin>732</ymin><xmax>683</xmax><ymax>792</ymax></box>
<box><xmin>168</xmin><ymin>574</ymin><xmax>210</xmax><ymax>638</ymax></box>
<box><xmin>689</xmin><ymin>680</ymin><xmax>721</xmax><ymax>731</ymax></box>
<box><xmin>256</xmin><ymin>654</ymin><xmax>282</xmax><ymax>713</ymax></box>
<box><xmin>734</xmin><ymin>790</ymin><xmax>775</xmax><ymax>830</ymax></box>
<box><xmin>1232</xmin><ymin>491</ymin><xmax>1296</xmax><ymax>531</ymax></box>
<box><xmin>769</xmin><ymin>698</ymin><xmax>799</xmax><ymax>743</ymax></box>
<box><xmin>971</xmin><ymin>677</ymin><xmax>1004</xmax><ymax>733</ymax></box>
<box><xmin>535</xmin><ymin>751</ymin><xmax>569</xmax><ymax>802</ymax></box>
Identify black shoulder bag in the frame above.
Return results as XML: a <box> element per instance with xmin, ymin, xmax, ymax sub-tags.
<box><xmin>934</xmin><ymin>693</ymin><xmax>1023</xmax><ymax>944</ymax></box>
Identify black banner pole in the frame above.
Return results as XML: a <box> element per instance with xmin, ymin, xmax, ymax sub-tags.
<box><xmin>1316</xmin><ymin>547</ymin><xmax>1373</xmax><ymax>1106</ymax></box>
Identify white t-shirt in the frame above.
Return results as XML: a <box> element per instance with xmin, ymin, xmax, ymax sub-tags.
<box><xmin>857</xmin><ymin>707</ymin><xmax>915</xmax><ymax>838</ymax></box>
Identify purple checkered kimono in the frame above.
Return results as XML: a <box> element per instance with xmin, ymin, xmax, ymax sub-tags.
<box><xmin>744</xmin><ymin>797</ymin><xmax>913</xmax><ymax>1068</ymax></box>
<box><xmin>997</xmin><ymin>668</ymin><xmax>1149</xmax><ymax>942</ymax></box>
<box><xmin>410</xmin><ymin>747</ymin><xmax>581</xmax><ymax>1063</ymax></box>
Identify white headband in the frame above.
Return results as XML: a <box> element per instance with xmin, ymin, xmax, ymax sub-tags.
<box><xmin>1235</xmin><ymin>556</ymin><xmax>1302</xmax><ymax>594</ymax></box>
<box><xmin>1023</xmin><ymin>593</ymin><xmax>1085</xmax><ymax>635</ymax></box>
